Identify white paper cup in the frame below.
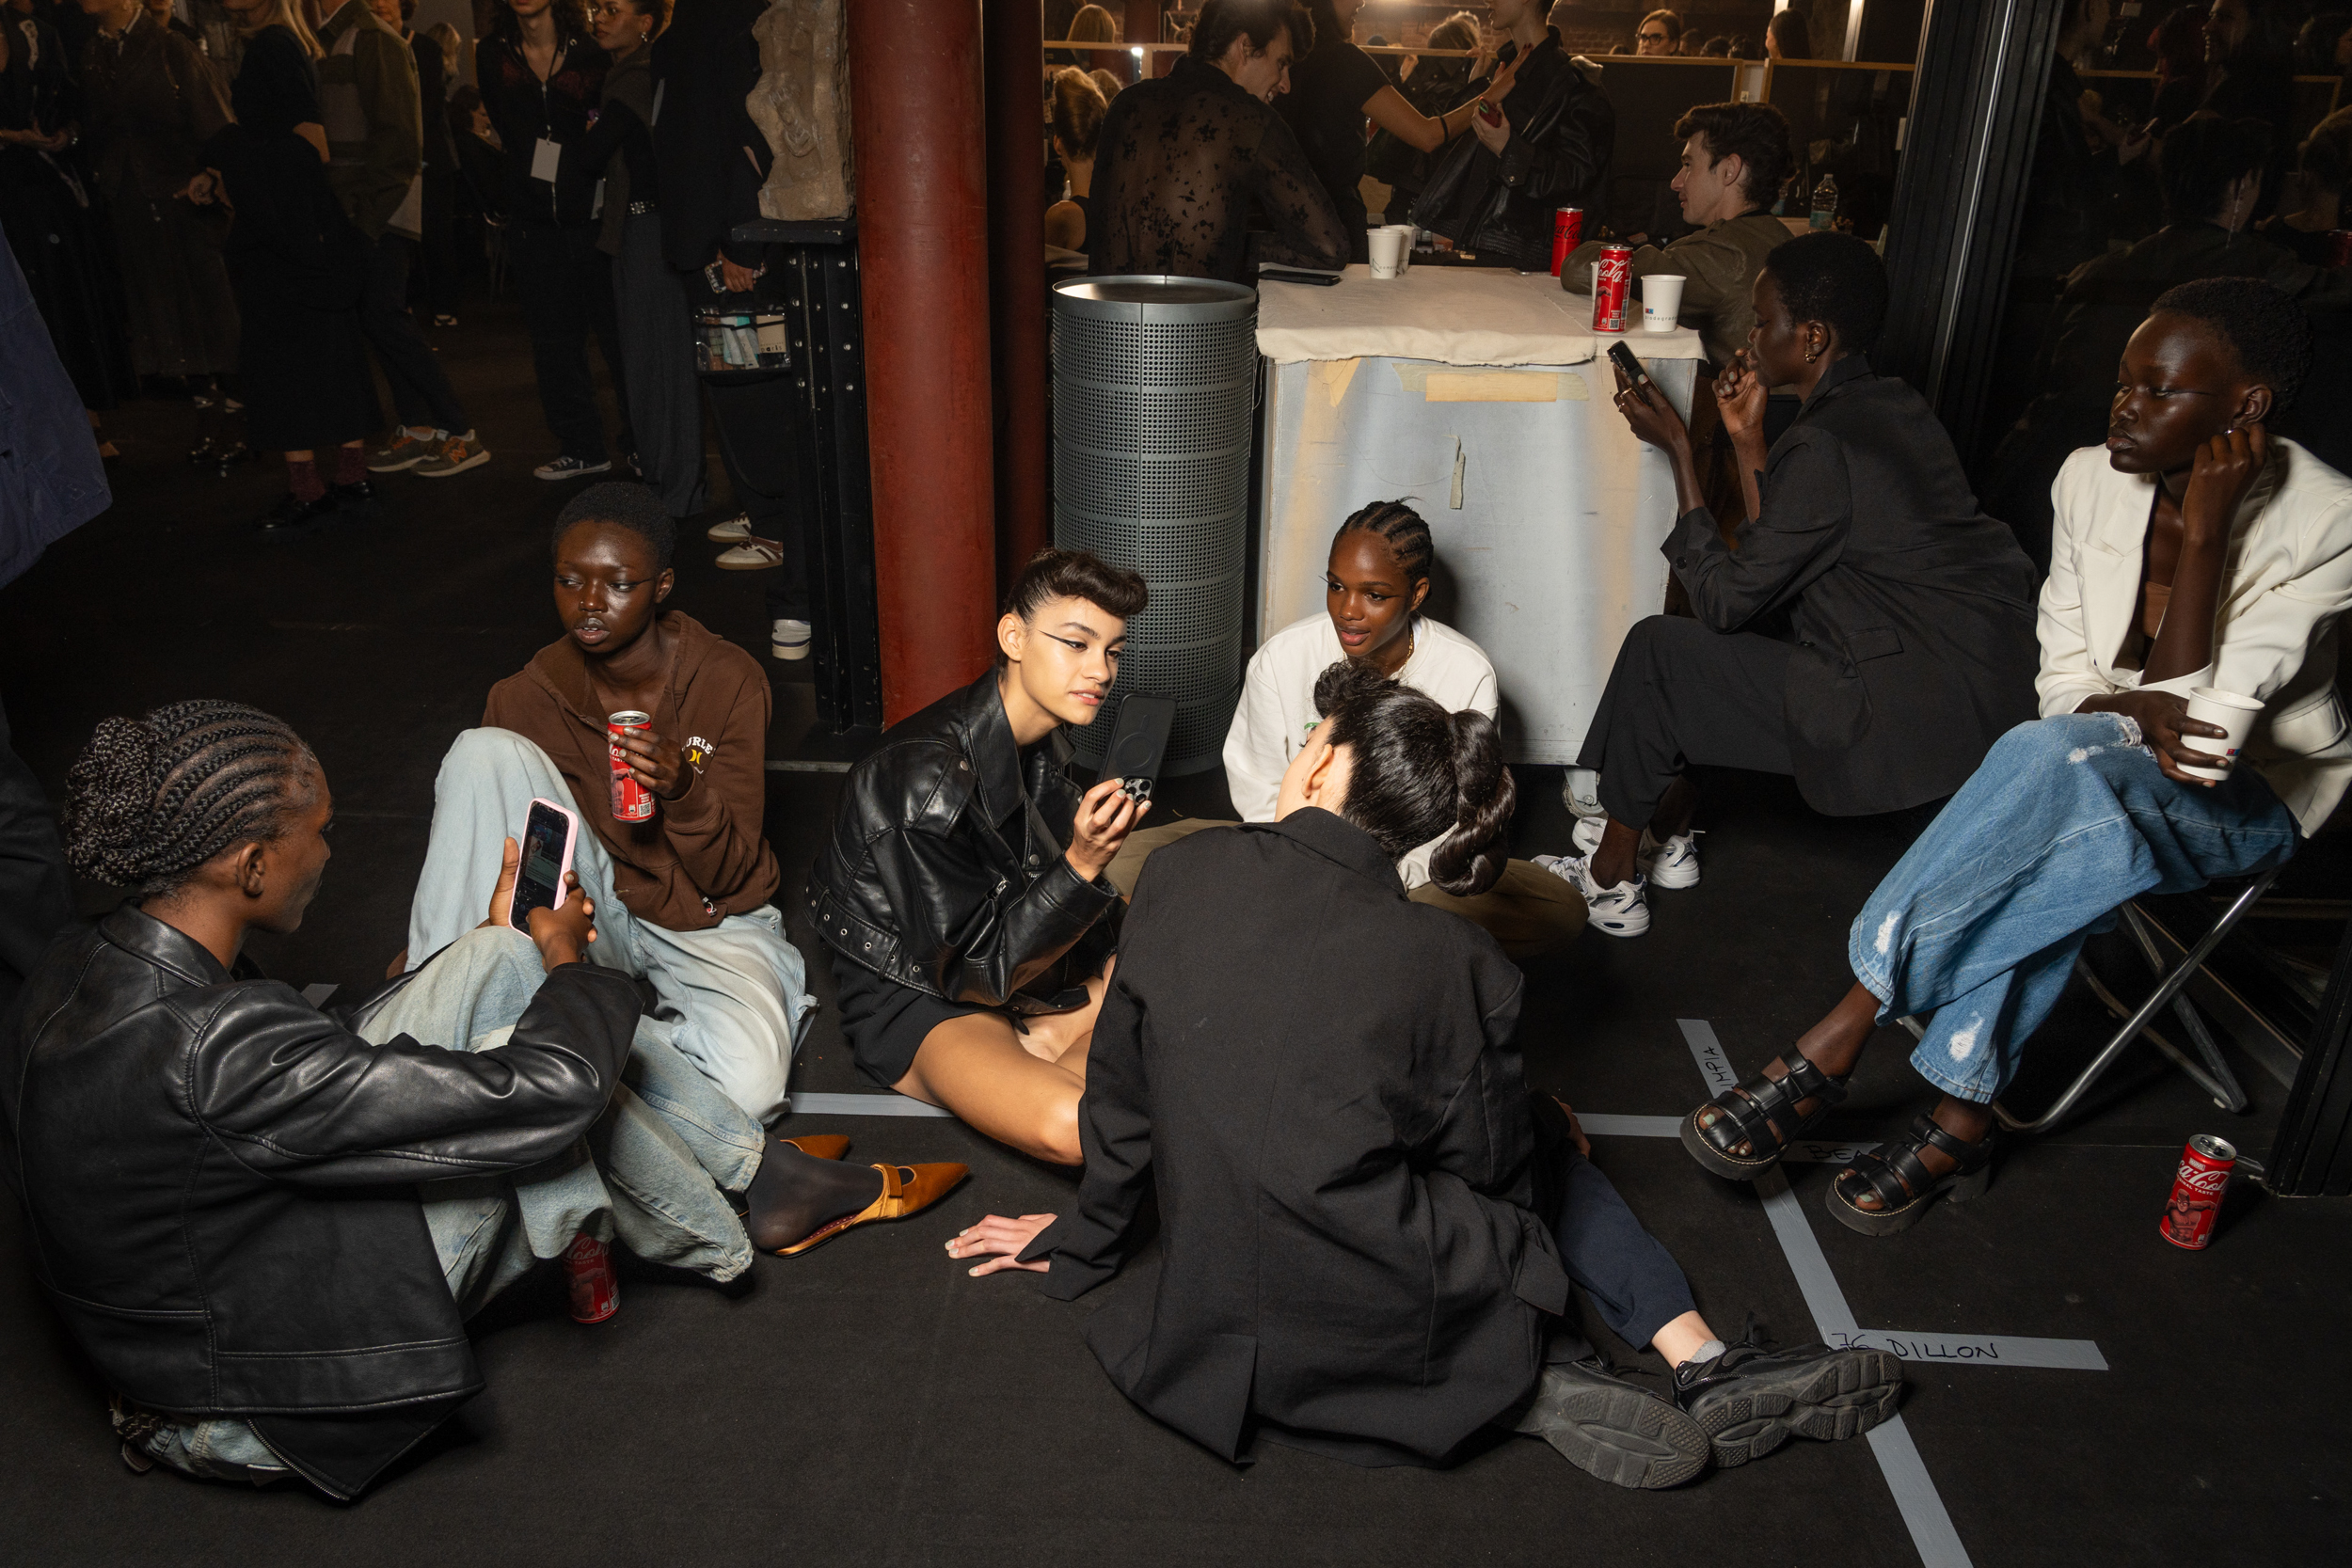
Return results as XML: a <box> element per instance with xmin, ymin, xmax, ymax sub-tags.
<box><xmin>1368</xmin><ymin>226</ymin><xmax>1405</xmax><ymax>278</ymax></box>
<box><xmin>1384</xmin><ymin>224</ymin><xmax>1416</xmax><ymax>273</ymax></box>
<box><xmin>1642</xmin><ymin>273</ymin><xmax>1687</xmax><ymax>332</ymax></box>
<box><xmin>2179</xmin><ymin>685</ymin><xmax>2265</xmax><ymax>780</ymax></box>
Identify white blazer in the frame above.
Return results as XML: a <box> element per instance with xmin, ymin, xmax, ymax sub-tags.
<box><xmin>2039</xmin><ymin>438</ymin><xmax>2352</xmax><ymax>834</ymax></box>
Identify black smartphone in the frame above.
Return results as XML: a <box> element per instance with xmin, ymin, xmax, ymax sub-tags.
<box><xmin>1607</xmin><ymin>340</ymin><xmax>1650</xmax><ymax>388</ymax></box>
<box><xmin>1102</xmin><ymin>693</ymin><xmax>1176</xmax><ymax>802</ymax></box>
<box><xmin>1258</xmin><ymin>267</ymin><xmax>1343</xmax><ymax>287</ymax></box>
<box><xmin>507</xmin><ymin>797</ymin><xmax>580</xmax><ymax>933</ymax></box>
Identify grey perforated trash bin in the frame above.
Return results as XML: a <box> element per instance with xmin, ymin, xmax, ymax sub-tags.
<box><xmin>1052</xmin><ymin>275</ymin><xmax>1258</xmax><ymax>775</ymax></box>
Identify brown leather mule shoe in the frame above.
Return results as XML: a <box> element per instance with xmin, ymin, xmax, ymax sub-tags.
<box><xmin>773</xmin><ymin>1163</ymin><xmax>969</xmax><ymax>1257</ymax></box>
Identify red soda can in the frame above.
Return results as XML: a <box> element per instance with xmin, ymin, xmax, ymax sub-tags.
<box><xmin>563</xmin><ymin>1232</ymin><xmax>619</xmax><ymax>1323</ymax></box>
<box><xmin>2325</xmin><ymin>230</ymin><xmax>2352</xmax><ymax>268</ymax></box>
<box><xmin>608</xmin><ymin>709</ymin><xmax>655</xmax><ymax>821</ymax></box>
<box><xmin>1549</xmin><ymin>206</ymin><xmax>1585</xmax><ymax>277</ymax></box>
<box><xmin>1592</xmin><ymin>244</ymin><xmax>1633</xmax><ymax>333</ymax></box>
<box><xmin>2158</xmin><ymin>1133</ymin><xmax>2236</xmax><ymax>1250</ymax></box>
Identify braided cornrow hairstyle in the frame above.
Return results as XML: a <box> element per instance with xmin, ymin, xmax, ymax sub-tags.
<box><xmin>1332</xmin><ymin>499</ymin><xmax>1435</xmax><ymax>591</ymax></box>
<box><xmin>61</xmin><ymin>701</ymin><xmax>316</xmax><ymax>897</ymax></box>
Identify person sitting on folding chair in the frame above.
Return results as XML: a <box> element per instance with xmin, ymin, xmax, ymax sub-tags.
<box><xmin>1677</xmin><ymin>278</ymin><xmax>2352</xmax><ymax>1238</ymax></box>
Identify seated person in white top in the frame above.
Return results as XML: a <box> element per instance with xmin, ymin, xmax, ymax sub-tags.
<box><xmin>1678</xmin><ymin>278</ymin><xmax>2351</xmax><ymax>1240</ymax></box>
<box><xmin>1107</xmin><ymin>499</ymin><xmax>1587</xmax><ymax>958</ymax></box>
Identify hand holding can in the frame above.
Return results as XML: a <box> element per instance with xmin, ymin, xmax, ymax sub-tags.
<box><xmin>609</xmin><ymin>711</ymin><xmax>658</xmax><ymax>820</ymax></box>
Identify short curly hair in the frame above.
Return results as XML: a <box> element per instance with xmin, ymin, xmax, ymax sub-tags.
<box><xmin>61</xmin><ymin>701</ymin><xmax>316</xmax><ymax>897</ymax></box>
<box><xmin>1672</xmin><ymin>102</ymin><xmax>1794</xmax><ymax>210</ymax></box>
<box><xmin>1764</xmin><ymin>230</ymin><xmax>1889</xmax><ymax>354</ymax></box>
<box><xmin>2150</xmin><ymin>277</ymin><xmax>2314</xmax><ymax>414</ymax></box>
<box><xmin>553</xmin><ymin>482</ymin><xmax>676</xmax><ymax>570</ymax></box>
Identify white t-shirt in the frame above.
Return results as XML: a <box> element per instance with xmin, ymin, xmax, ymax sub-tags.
<box><xmin>1222</xmin><ymin>613</ymin><xmax>1501</xmax><ymax>889</ymax></box>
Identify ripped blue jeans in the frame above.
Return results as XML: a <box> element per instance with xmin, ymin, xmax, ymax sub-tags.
<box><xmin>1849</xmin><ymin>714</ymin><xmax>2298</xmax><ymax>1103</ymax></box>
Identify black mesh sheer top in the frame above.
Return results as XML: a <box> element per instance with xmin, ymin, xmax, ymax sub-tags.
<box><xmin>1088</xmin><ymin>55</ymin><xmax>1348</xmax><ymax>284</ymax></box>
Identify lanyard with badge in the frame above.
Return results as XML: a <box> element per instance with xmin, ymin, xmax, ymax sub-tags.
<box><xmin>530</xmin><ymin>39</ymin><xmax>570</xmax><ymax>184</ymax></box>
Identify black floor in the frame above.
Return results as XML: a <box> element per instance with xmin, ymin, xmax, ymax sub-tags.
<box><xmin>2</xmin><ymin>299</ymin><xmax>2345</xmax><ymax>1566</ymax></box>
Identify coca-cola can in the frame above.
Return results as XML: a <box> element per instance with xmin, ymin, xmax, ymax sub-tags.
<box><xmin>608</xmin><ymin>710</ymin><xmax>655</xmax><ymax>821</ymax></box>
<box><xmin>2158</xmin><ymin>1133</ymin><xmax>2235</xmax><ymax>1250</ymax></box>
<box><xmin>563</xmin><ymin>1232</ymin><xmax>619</xmax><ymax>1323</ymax></box>
<box><xmin>1549</xmin><ymin>206</ymin><xmax>1585</xmax><ymax>277</ymax></box>
<box><xmin>2325</xmin><ymin>230</ymin><xmax>2352</xmax><ymax>268</ymax></box>
<box><xmin>1592</xmin><ymin>244</ymin><xmax>1634</xmax><ymax>333</ymax></box>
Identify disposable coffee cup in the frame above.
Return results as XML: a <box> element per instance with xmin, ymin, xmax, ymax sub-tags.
<box><xmin>1642</xmin><ymin>273</ymin><xmax>1687</xmax><ymax>332</ymax></box>
<box><xmin>1384</xmin><ymin>224</ymin><xmax>1416</xmax><ymax>273</ymax></box>
<box><xmin>2179</xmin><ymin>685</ymin><xmax>2264</xmax><ymax>781</ymax></box>
<box><xmin>1368</xmin><ymin>226</ymin><xmax>1406</xmax><ymax>278</ymax></box>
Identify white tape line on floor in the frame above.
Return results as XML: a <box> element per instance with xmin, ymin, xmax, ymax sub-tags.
<box><xmin>789</xmin><ymin>1091</ymin><xmax>956</xmax><ymax>1117</ymax></box>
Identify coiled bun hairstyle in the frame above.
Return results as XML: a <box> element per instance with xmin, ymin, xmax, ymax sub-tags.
<box><xmin>1311</xmin><ymin>660</ymin><xmax>1515</xmax><ymax>897</ymax></box>
<box><xmin>60</xmin><ymin>700</ymin><xmax>316</xmax><ymax>897</ymax></box>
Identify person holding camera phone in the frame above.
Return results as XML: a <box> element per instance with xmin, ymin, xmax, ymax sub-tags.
<box><xmin>4</xmin><ymin>701</ymin><xmax>958</xmax><ymax>1497</ymax></box>
<box><xmin>808</xmin><ymin>549</ymin><xmax>1150</xmax><ymax>1167</ymax></box>
<box><xmin>1681</xmin><ymin>280</ymin><xmax>2352</xmax><ymax>1239</ymax></box>
<box><xmin>1542</xmin><ymin>232</ymin><xmax>2041</xmax><ymax>938</ymax></box>
<box><xmin>1109</xmin><ymin>499</ymin><xmax>1586</xmax><ymax>958</ymax></box>
<box><xmin>399</xmin><ymin>483</ymin><xmax>814</xmax><ymax>1132</ymax></box>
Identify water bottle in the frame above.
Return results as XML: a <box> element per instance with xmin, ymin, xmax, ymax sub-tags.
<box><xmin>1809</xmin><ymin>172</ymin><xmax>1839</xmax><ymax>232</ymax></box>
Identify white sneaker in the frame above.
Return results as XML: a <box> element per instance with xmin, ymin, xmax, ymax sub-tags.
<box><xmin>771</xmin><ymin>618</ymin><xmax>811</xmax><ymax>660</ymax></box>
<box><xmin>1570</xmin><ymin>816</ymin><xmax>1701</xmax><ymax>890</ymax></box>
<box><xmin>1534</xmin><ymin>852</ymin><xmax>1650</xmax><ymax>938</ymax></box>
<box><xmin>533</xmin><ymin>455</ymin><xmax>612</xmax><ymax>481</ymax></box>
<box><xmin>706</xmin><ymin>513</ymin><xmax>753</xmax><ymax>542</ymax></box>
<box><xmin>1562</xmin><ymin>767</ymin><xmax>1607</xmax><ymax>819</ymax></box>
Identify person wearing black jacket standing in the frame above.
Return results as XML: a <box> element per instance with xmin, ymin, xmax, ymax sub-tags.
<box><xmin>479</xmin><ymin>0</ymin><xmax>633</xmax><ymax>481</ymax></box>
<box><xmin>3</xmin><ymin>701</ymin><xmax>953</xmax><ymax>1497</ymax></box>
<box><xmin>649</xmin><ymin>0</ymin><xmax>813</xmax><ymax>656</ymax></box>
<box><xmin>1410</xmin><ymin>0</ymin><xmax>1612</xmax><ymax>270</ymax></box>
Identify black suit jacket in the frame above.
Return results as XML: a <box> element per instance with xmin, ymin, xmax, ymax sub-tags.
<box><xmin>647</xmin><ymin>0</ymin><xmax>770</xmax><ymax>272</ymax></box>
<box><xmin>1023</xmin><ymin>810</ymin><xmax>1568</xmax><ymax>1467</ymax></box>
<box><xmin>1</xmin><ymin>909</ymin><xmax>640</xmax><ymax>1498</ymax></box>
<box><xmin>1666</xmin><ymin>354</ymin><xmax>2042</xmax><ymax>816</ymax></box>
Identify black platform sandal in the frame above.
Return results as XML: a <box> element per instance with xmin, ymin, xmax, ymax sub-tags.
<box><xmin>1825</xmin><ymin>1114</ymin><xmax>1994</xmax><ymax>1237</ymax></box>
<box><xmin>1679</xmin><ymin>1054</ymin><xmax>1849</xmax><ymax>1181</ymax></box>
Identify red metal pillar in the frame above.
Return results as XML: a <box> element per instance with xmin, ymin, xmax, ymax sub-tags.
<box><xmin>849</xmin><ymin>0</ymin><xmax>998</xmax><ymax>723</ymax></box>
<box><xmin>985</xmin><ymin>0</ymin><xmax>1050</xmax><ymax>595</ymax></box>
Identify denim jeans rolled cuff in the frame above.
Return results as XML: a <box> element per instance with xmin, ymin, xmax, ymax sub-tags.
<box><xmin>1846</xmin><ymin>712</ymin><xmax>2299</xmax><ymax>1104</ymax></box>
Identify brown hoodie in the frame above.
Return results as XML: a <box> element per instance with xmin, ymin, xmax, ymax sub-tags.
<box><xmin>484</xmin><ymin>611</ymin><xmax>780</xmax><ymax>931</ymax></box>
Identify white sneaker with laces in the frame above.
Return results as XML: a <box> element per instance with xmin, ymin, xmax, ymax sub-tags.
<box><xmin>1562</xmin><ymin>767</ymin><xmax>1607</xmax><ymax>819</ymax></box>
<box><xmin>771</xmin><ymin>618</ymin><xmax>812</xmax><ymax>660</ymax></box>
<box><xmin>707</xmin><ymin>513</ymin><xmax>753</xmax><ymax>542</ymax></box>
<box><xmin>1570</xmin><ymin>816</ymin><xmax>1701</xmax><ymax>890</ymax></box>
<box><xmin>533</xmin><ymin>455</ymin><xmax>612</xmax><ymax>481</ymax></box>
<box><xmin>1534</xmin><ymin>852</ymin><xmax>1650</xmax><ymax>938</ymax></box>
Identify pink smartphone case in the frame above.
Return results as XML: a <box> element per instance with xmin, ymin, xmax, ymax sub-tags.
<box><xmin>507</xmin><ymin>796</ymin><xmax>580</xmax><ymax>929</ymax></box>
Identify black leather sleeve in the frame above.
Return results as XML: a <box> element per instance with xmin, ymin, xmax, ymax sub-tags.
<box><xmin>183</xmin><ymin>963</ymin><xmax>641</xmax><ymax>1185</ymax></box>
<box><xmin>868</xmin><ymin>818</ymin><xmax>1119</xmax><ymax>1009</ymax></box>
<box><xmin>1497</xmin><ymin>77</ymin><xmax>1611</xmax><ymax>204</ymax></box>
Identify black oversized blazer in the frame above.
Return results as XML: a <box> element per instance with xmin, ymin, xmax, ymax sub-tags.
<box><xmin>1022</xmin><ymin>810</ymin><xmax>1570</xmax><ymax>1467</ymax></box>
<box><xmin>1667</xmin><ymin>352</ymin><xmax>2043</xmax><ymax>816</ymax></box>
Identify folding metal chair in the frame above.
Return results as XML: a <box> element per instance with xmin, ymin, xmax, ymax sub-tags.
<box><xmin>1898</xmin><ymin>867</ymin><xmax>2282</xmax><ymax>1135</ymax></box>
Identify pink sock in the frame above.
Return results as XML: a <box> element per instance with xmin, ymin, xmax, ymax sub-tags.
<box><xmin>332</xmin><ymin>445</ymin><xmax>366</xmax><ymax>485</ymax></box>
<box><xmin>288</xmin><ymin>459</ymin><xmax>325</xmax><ymax>503</ymax></box>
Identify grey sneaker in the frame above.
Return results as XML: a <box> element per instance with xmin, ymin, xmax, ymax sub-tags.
<box><xmin>413</xmin><ymin>431</ymin><xmax>491</xmax><ymax>478</ymax></box>
<box><xmin>533</xmin><ymin>454</ymin><xmax>611</xmax><ymax>481</ymax></box>
<box><xmin>1672</xmin><ymin>1338</ymin><xmax>1902</xmax><ymax>1467</ymax></box>
<box><xmin>1515</xmin><ymin>1358</ymin><xmax>1708</xmax><ymax>1490</ymax></box>
<box><xmin>366</xmin><ymin>426</ymin><xmax>440</xmax><ymax>472</ymax></box>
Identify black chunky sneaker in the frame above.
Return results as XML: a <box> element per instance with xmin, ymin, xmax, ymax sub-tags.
<box><xmin>1515</xmin><ymin>1357</ymin><xmax>1710</xmax><ymax>1490</ymax></box>
<box><xmin>1672</xmin><ymin>1337</ymin><xmax>1903</xmax><ymax>1467</ymax></box>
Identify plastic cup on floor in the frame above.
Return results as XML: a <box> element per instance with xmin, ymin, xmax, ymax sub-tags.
<box><xmin>1368</xmin><ymin>227</ymin><xmax>1406</xmax><ymax>278</ymax></box>
<box><xmin>2179</xmin><ymin>686</ymin><xmax>2264</xmax><ymax>781</ymax></box>
<box><xmin>1642</xmin><ymin>273</ymin><xmax>1687</xmax><ymax>332</ymax></box>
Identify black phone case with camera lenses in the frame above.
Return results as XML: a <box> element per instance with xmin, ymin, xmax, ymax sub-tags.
<box><xmin>1102</xmin><ymin>694</ymin><xmax>1176</xmax><ymax>800</ymax></box>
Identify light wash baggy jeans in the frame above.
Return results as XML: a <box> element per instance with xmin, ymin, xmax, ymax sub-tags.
<box><xmin>1849</xmin><ymin>713</ymin><xmax>2299</xmax><ymax>1104</ymax></box>
<box><xmin>405</xmin><ymin>728</ymin><xmax>816</xmax><ymax>1126</ymax></box>
<box><xmin>126</xmin><ymin>926</ymin><xmax>762</xmax><ymax>1485</ymax></box>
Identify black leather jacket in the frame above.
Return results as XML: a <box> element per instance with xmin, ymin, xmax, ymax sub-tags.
<box><xmin>1411</xmin><ymin>30</ymin><xmax>1614</xmax><ymax>270</ymax></box>
<box><xmin>0</xmin><ymin>908</ymin><xmax>640</xmax><ymax>1499</ymax></box>
<box><xmin>809</xmin><ymin>672</ymin><xmax>1120</xmax><ymax>1013</ymax></box>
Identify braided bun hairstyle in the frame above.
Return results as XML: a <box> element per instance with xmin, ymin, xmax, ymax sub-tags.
<box><xmin>1310</xmin><ymin>661</ymin><xmax>1516</xmax><ymax>897</ymax></box>
<box><xmin>61</xmin><ymin>701</ymin><xmax>316</xmax><ymax>896</ymax></box>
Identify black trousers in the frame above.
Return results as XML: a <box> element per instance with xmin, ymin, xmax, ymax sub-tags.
<box><xmin>0</xmin><ymin>696</ymin><xmax>72</xmax><ymax>1031</ymax></box>
<box><xmin>359</xmin><ymin>232</ymin><xmax>469</xmax><ymax>434</ymax></box>
<box><xmin>1576</xmin><ymin>613</ymin><xmax>1796</xmax><ymax>830</ymax></box>
<box><xmin>509</xmin><ymin>221</ymin><xmax>631</xmax><ymax>464</ymax></box>
<box><xmin>1543</xmin><ymin>1141</ymin><xmax>1698</xmax><ymax>1362</ymax></box>
<box><xmin>688</xmin><ymin>267</ymin><xmax>811</xmax><ymax>618</ymax></box>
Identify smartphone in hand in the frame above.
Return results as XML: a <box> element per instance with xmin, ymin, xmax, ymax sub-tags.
<box><xmin>508</xmin><ymin>798</ymin><xmax>580</xmax><ymax>932</ymax></box>
<box><xmin>1607</xmin><ymin>340</ymin><xmax>1650</xmax><ymax>388</ymax></box>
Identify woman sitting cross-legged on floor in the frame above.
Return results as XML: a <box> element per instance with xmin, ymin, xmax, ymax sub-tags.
<box><xmin>949</xmin><ymin>662</ymin><xmax>1901</xmax><ymax>1488</ymax></box>
<box><xmin>1682</xmin><ymin>278</ymin><xmax>2352</xmax><ymax>1237</ymax></box>
<box><xmin>1108</xmin><ymin>499</ymin><xmax>1588</xmax><ymax>959</ymax></box>
<box><xmin>0</xmin><ymin>703</ymin><xmax>959</xmax><ymax>1498</ymax></box>
<box><xmin>808</xmin><ymin>548</ymin><xmax>1151</xmax><ymax>1166</ymax></box>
